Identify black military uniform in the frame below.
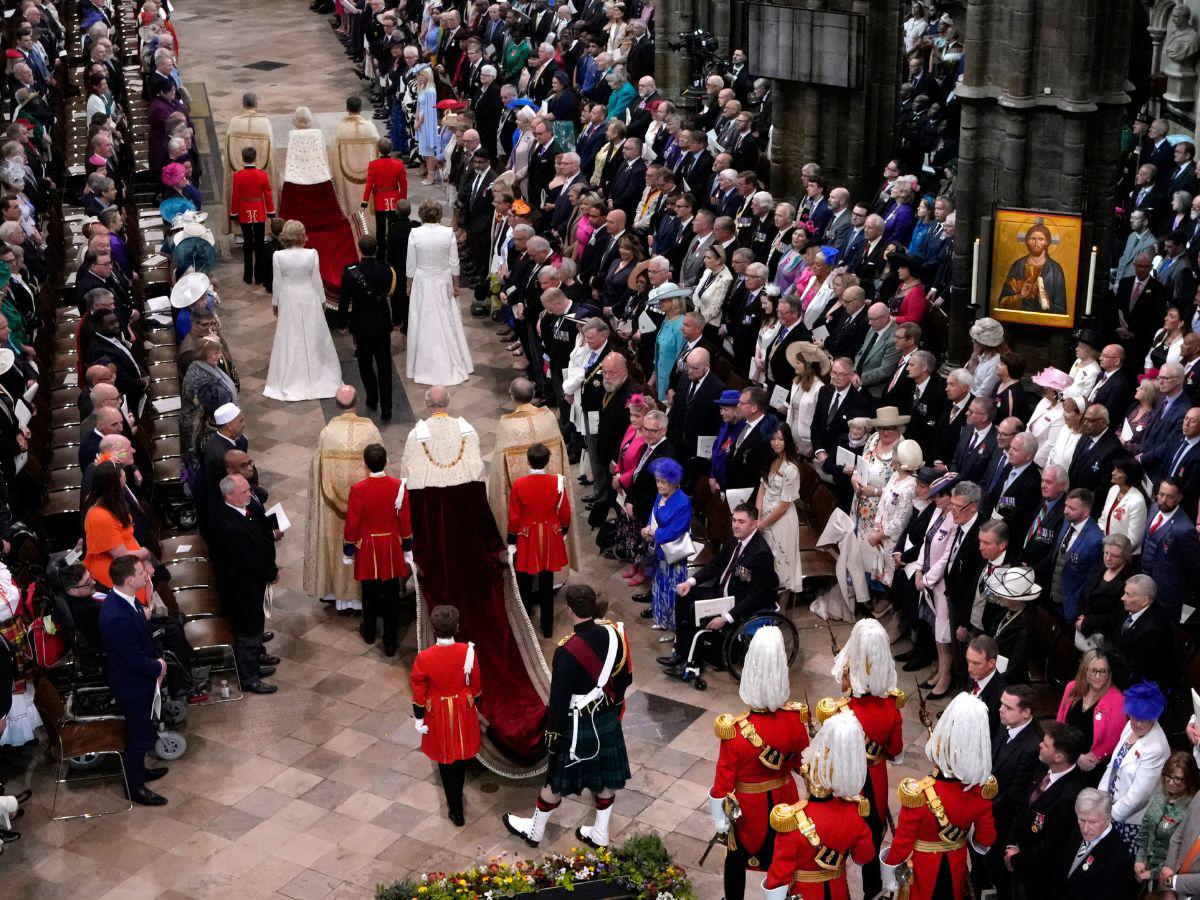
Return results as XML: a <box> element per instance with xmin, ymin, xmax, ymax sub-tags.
<box><xmin>338</xmin><ymin>258</ymin><xmax>397</xmax><ymax>419</ymax></box>
<box><xmin>538</xmin><ymin>300</ymin><xmax>579</xmax><ymax>423</ymax></box>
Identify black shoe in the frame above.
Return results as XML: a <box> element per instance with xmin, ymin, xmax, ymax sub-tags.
<box><xmin>894</xmin><ymin>647</ymin><xmax>917</xmax><ymax>662</ymax></box>
<box><xmin>258</xmin><ymin>666</ymin><xmax>278</xmax><ymax>678</ymax></box>
<box><xmin>261</xmin><ymin>631</ymin><xmax>275</xmax><ymax>643</ymax></box>
<box><xmin>243</xmin><ymin>681</ymin><xmax>278</xmax><ymax>695</ymax></box>
<box><xmin>926</xmin><ymin>688</ymin><xmax>953</xmax><ymax>701</ymax></box>
<box><xmin>144</xmin><ymin>767</ymin><xmax>168</xmax><ymax>783</ymax></box>
<box><xmin>631</xmin><ymin>592</ymin><xmax>650</xmax><ymax>603</ymax></box>
<box><xmin>12</xmin><ymin>789</ymin><xmax>31</xmax><ymax>805</ymax></box>
<box><xmin>359</xmin><ymin>623</ymin><xmax>376</xmax><ymax>645</ymax></box>
<box><xmin>0</xmin><ymin>827</ymin><xmax>20</xmax><ymax>842</ymax></box>
<box><xmin>259</xmin><ymin>654</ymin><xmax>281</xmax><ymax>666</ymax></box>
<box><xmin>902</xmin><ymin>657</ymin><xmax>933</xmax><ymax>672</ymax></box>
<box><xmin>663</xmin><ymin>665</ymin><xmax>686</xmax><ymax>678</ymax></box>
<box><xmin>581</xmin><ymin>494</ymin><xmax>600</xmax><ymax>504</ymax></box>
<box><xmin>129</xmin><ymin>787</ymin><xmax>167</xmax><ymax>806</ymax></box>
<box><xmin>450</xmin><ymin>811</ymin><xmax>465</xmax><ymax>826</ymax></box>
<box><xmin>383</xmin><ymin>643</ymin><xmax>398</xmax><ymax>658</ymax></box>
<box><xmin>657</xmin><ymin>654</ymin><xmax>683</xmax><ymax>667</ymax></box>
<box><xmin>373</xmin><ymin>110</ymin><xmax>389</xmax><ymax>120</ymax></box>
<box><xmin>578</xmin><ymin>475</ymin><xmax>593</xmax><ymax>485</ymax></box>
<box><xmin>639</xmin><ymin>608</ymin><xmax>652</xmax><ymax>618</ymax></box>
<box><xmin>382</xmin><ymin>410</ymin><xmax>392</xmax><ymax>422</ymax></box>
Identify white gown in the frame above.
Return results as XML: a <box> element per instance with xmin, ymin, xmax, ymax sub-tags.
<box><xmin>406</xmin><ymin>223</ymin><xmax>474</xmax><ymax>386</ymax></box>
<box><xmin>263</xmin><ymin>247</ymin><xmax>344</xmax><ymax>401</ymax></box>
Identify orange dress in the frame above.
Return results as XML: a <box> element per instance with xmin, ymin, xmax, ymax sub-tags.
<box><xmin>83</xmin><ymin>506</ymin><xmax>149</xmax><ymax>604</ymax></box>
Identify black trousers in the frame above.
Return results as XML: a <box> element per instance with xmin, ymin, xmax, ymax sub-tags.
<box><xmin>374</xmin><ymin>209</ymin><xmax>397</xmax><ymax>249</ymax></box>
<box><xmin>361</xmin><ymin>577</ymin><xmax>401</xmax><ymax>648</ymax></box>
<box><xmin>723</xmin><ymin>822</ymin><xmax>779</xmax><ymax>900</ymax></box>
<box><xmin>517</xmin><ymin>570</ymin><xmax>554</xmax><ymax>638</ymax></box>
<box><xmin>438</xmin><ymin>760</ymin><xmax>467</xmax><ymax>817</ymax></box>
<box><xmin>860</xmin><ymin>773</ymin><xmax>885</xmax><ymax>899</ymax></box>
<box><xmin>673</xmin><ymin>585</ymin><xmax>724</xmax><ymax>663</ymax></box>
<box><xmin>240</xmin><ymin>222</ymin><xmax>266</xmax><ymax>284</ymax></box>
<box><xmin>354</xmin><ymin>330</ymin><xmax>393</xmax><ymax>415</ymax></box>
<box><xmin>115</xmin><ymin>691</ymin><xmax>156</xmax><ymax>792</ymax></box>
<box><xmin>235</xmin><ymin>632</ymin><xmax>264</xmax><ymax>684</ymax></box>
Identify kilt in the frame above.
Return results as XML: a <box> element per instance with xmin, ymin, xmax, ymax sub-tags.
<box><xmin>546</xmin><ymin>708</ymin><xmax>631</xmax><ymax>796</ymax></box>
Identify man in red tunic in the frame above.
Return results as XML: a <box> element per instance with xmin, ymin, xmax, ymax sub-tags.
<box><xmin>410</xmin><ymin>604</ymin><xmax>481</xmax><ymax>826</ymax></box>
<box><xmin>710</xmin><ymin>626</ymin><xmax>810</xmax><ymax>900</ymax></box>
<box><xmin>762</xmin><ymin>711</ymin><xmax>876</xmax><ymax>899</ymax></box>
<box><xmin>506</xmin><ymin>442</ymin><xmax>571</xmax><ymax>638</ymax></box>
<box><xmin>818</xmin><ymin>618</ymin><xmax>906</xmax><ymax>898</ymax></box>
<box><xmin>228</xmin><ymin>146</ymin><xmax>275</xmax><ymax>286</ymax></box>
<box><xmin>343</xmin><ymin>443</ymin><xmax>413</xmax><ymax>656</ymax></box>
<box><xmin>882</xmin><ymin>692</ymin><xmax>998</xmax><ymax>900</ymax></box>
<box><xmin>360</xmin><ymin>137</ymin><xmax>408</xmax><ymax>249</ymax></box>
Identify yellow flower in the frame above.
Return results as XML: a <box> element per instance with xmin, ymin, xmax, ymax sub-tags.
<box><xmin>418</xmin><ymin>889</ymin><xmax>427</xmax><ymax>895</ymax></box>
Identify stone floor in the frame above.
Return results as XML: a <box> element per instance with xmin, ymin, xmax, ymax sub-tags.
<box><xmin>0</xmin><ymin>2</ymin><xmax>946</xmax><ymax>897</ymax></box>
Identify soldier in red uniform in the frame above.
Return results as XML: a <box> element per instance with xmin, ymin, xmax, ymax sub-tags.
<box><xmin>762</xmin><ymin>711</ymin><xmax>875</xmax><ymax>899</ymax></box>
<box><xmin>228</xmin><ymin>146</ymin><xmax>275</xmax><ymax>286</ymax></box>
<box><xmin>710</xmin><ymin>626</ymin><xmax>811</xmax><ymax>900</ymax></box>
<box><xmin>410</xmin><ymin>604</ymin><xmax>482</xmax><ymax>826</ymax></box>
<box><xmin>818</xmin><ymin>618</ymin><xmax>906</xmax><ymax>898</ymax></box>
<box><xmin>506</xmin><ymin>442</ymin><xmax>571</xmax><ymax>638</ymax></box>
<box><xmin>882</xmin><ymin>692</ymin><xmax>998</xmax><ymax>900</ymax></box>
<box><xmin>360</xmin><ymin>137</ymin><xmax>409</xmax><ymax>249</ymax></box>
<box><xmin>343</xmin><ymin>443</ymin><xmax>414</xmax><ymax>657</ymax></box>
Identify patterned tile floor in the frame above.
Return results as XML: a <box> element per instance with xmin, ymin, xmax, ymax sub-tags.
<box><xmin>0</xmin><ymin>2</ymin><xmax>945</xmax><ymax>896</ymax></box>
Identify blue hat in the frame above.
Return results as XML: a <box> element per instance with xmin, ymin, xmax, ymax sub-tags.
<box><xmin>1123</xmin><ymin>682</ymin><xmax>1166</xmax><ymax>721</ymax></box>
<box><xmin>927</xmin><ymin>472</ymin><xmax>958</xmax><ymax>499</ymax></box>
<box><xmin>820</xmin><ymin>245</ymin><xmax>840</xmax><ymax>266</ymax></box>
<box><xmin>714</xmin><ymin>389</ymin><xmax>741</xmax><ymax>406</ymax></box>
<box><xmin>649</xmin><ymin>457</ymin><xmax>684</xmax><ymax>484</ymax></box>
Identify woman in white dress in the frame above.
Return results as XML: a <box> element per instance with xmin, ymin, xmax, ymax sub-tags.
<box><xmin>1028</xmin><ymin>367</ymin><xmax>1072</xmax><ymax>467</ymax></box>
<box><xmin>263</xmin><ymin>220</ymin><xmax>344</xmax><ymax>402</ymax></box>
<box><xmin>406</xmin><ymin>199</ymin><xmax>474</xmax><ymax>386</ymax></box>
<box><xmin>748</xmin><ymin>288</ymin><xmax>781</xmax><ymax>384</ymax></box>
<box><xmin>757</xmin><ymin>424</ymin><xmax>803</xmax><ymax>593</ymax></box>
<box><xmin>1099</xmin><ymin>457</ymin><xmax>1149</xmax><ymax>551</ymax></box>
<box><xmin>1064</xmin><ymin>334</ymin><xmax>1101</xmax><ymax>401</ymax></box>
<box><xmin>860</xmin><ymin>433</ymin><xmax>920</xmax><ymax>590</ymax></box>
<box><xmin>1046</xmin><ymin>396</ymin><xmax>1085</xmax><ymax>472</ymax></box>
<box><xmin>783</xmin><ymin>340</ymin><xmax>828</xmax><ymax>457</ymax></box>
<box><xmin>851</xmin><ymin>407</ymin><xmax>908</xmax><ymax>539</ymax></box>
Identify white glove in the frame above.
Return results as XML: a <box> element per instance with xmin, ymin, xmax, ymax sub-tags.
<box><xmin>414</xmin><ymin>719</ymin><xmax>429</xmax><ymax>735</ymax></box>
<box><xmin>404</xmin><ymin>551</ymin><xmax>419</xmax><ymax>576</ymax></box>
<box><xmin>708</xmin><ymin>795</ymin><xmax>730</xmax><ymax>834</ymax></box>
<box><xmin>342</xmin><ymin>555</ymin><xmax>354</xmax><ymax>566</ymax></box>
<box><xmin>507</xmin><ymin>544</ymin><xmax>518</xmax><ymax>558</ymax></box>
<box><xmin>880</xmin><ymin>856</ymin><xmax>898</xmax><ymax>892</ymax></box>
<box><xmin>760</xmin><ymin>882</ymin><xmax>789</xmax><ymax>900</ymax></box>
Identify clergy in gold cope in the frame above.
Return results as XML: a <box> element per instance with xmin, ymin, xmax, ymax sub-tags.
<box><xmin>223</xmin><ymin>92</ymin><xmax>275</xmax><ymax>235</ymax></box>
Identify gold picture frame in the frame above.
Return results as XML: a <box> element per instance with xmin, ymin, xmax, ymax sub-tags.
<box><xmin>988</xmin><ymin>209</ymin><xmax>1083</xmax><ymax>328</ymax></box>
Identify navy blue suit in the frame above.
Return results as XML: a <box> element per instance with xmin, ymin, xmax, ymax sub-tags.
<box><xmin>1141</xmin><ymin>505</ymin><xmax>1199</xmax><ymax>621</ymax></box>
<box><xmin>1140</xmin><ymin>394</ymin><xmax>1189</xmax><ymax>464</ymax></box>
<box><xmin>1052</xmin><ymin>518</ymin><xmax>1104</xmax><ymax>621</ymax></box>
<box><xmin>99</xmin><ymin>588</ymin><xmax>161</xmax><ymax>791</ymax></box>
<box><xmin>950</xmin><ymin>425</ymin><xmax>998</xmax><ymax>486</ymax></box>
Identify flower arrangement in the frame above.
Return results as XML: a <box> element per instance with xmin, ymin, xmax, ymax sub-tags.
<box><xmin>376</xmin><ymin>833</ymin><xmax>695</xmax><ymax>900</ymax></box>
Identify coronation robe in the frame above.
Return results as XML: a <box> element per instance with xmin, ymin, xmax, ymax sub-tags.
<box><xmin>486</xmin><ymin>402</ymin><xmax>580</xmax><ymax>571</ymax></box>
<box><xmin>329</xmin><ymin>113</ymin><xmax>380</xmax><ymax>228</ymax></box>
<box><xmin>303</xmin><ymin>412</ymin><xmax>382</xmax><ymax>609</ymax></box>
<box><xmin>223</xmin><ymin>110</ymin><xmax>276</xmax><ymax>235</ymax></box>
<box><xmin>401</xmin><ymin>413</ymin><xmax>551</xmax><ymax>776</ymax></box>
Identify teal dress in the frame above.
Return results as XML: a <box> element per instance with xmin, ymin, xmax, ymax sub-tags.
<box><xmin>653</xmin><ymin>316</ymin><xmax>685</xmax><ymax>402</ymax></box>
<box><xmin>607</xmin><ymin>81</ymin><xmax>636</xmax><ymax>122</ymax></box>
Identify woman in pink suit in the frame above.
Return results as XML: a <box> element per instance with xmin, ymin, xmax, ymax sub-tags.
<box><xmin>1056</xmin><ymin>648</ymin><xmax>1127</xmax><ymax>787</ymax></box>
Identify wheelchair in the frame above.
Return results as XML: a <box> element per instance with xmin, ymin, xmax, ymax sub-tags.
<box><xmin>680</xmin><ymin>609</ymin><xmax>800</xmax><ymax>691</ymax></box>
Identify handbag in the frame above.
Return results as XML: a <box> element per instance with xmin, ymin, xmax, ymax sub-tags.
<box><xmin>660</xmin><ymin>532</ymin><xmax>697</xmax><ymax>564</ymax></box>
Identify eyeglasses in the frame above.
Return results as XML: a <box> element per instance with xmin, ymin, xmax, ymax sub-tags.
<box><xmin>949</xmin><ymin>501</ymin><xmax>974</xmax><ymax>512</ymax></box>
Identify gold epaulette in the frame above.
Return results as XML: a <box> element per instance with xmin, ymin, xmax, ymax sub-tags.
<box><xmin>851</xmin><ymin>795</ymin><xmax>870</xmax><ymax>817</ymax></box>
<box><xmin>898</xmin><ymin>776</ymin><xmax>933</xmax><ymax>808</ymax></box>
<box><xmin>784</xmin><ymin>700</ymin><xmax>810</xmax><ymax>723</ymax></box>
<box><xmin>814</xmin><ymin>696</ymin><xmax>849</xmax><ymax>725</ymax></box>
<box><xmin>715</xmin><ymin>713</ymin><xmax>740</xmax><ymax>740</ymax></box>
<box><xmin>557</xmin><ymin>634</ymin><xmax>572</xmax><ymax>647</ymax></box>
<box><xmin>888</xmin><ymin>688</ymin><xmax>907</xmax><ymax>709</ymax></box>
<box><xmin>770</xmin><ymin>801</ymin><xmax>804</xmax><ymax>833</ymax></box>
<box><xmin>980</xmin><ymin>775</ymin><xmax>998</xmax><ymax>800</ymax></box>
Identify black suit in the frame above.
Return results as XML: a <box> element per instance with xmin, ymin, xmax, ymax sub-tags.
<box><xmin>627</xmin><ymin>439</ymin><xmax>679</xmax><ymax>525</ymax></box>
<box><xmin>984</xmin><ymin>721</ymin><xmax>1043</xmax><ymax>893</ymax></box>
<box><xmin>1021</xmin><ymin>496</ymin><xmax>1067</xmax><ymax>585</ymax></box>
<box><xmin>679</xmin><ymin>149</ymin><xmax>714</xmax><ymax>196</ymax></box>
<box><xmin>945</xmin><ymin>519</ymin><xmax>984</xmax><ymax>634</ymax></box>
<box><xmin>85</xmin><ymin>333</ymin><xmax>147</xmax><ymax>414</ymax></box>
<box><xmin>474</xmin><ymin>84</ymin><xmax>503</xmax><ymax>160</ymax></box>
<box><xmin>905</xmin><ymin>376</ymin><xmax>947</xmax><ymax>458</ymax></box>
<box><xmin>667</xmin><ymin>371</ymin><xmax>726</xmax><ymax>462</ymax></box>
<box><xmin>724</xmin><ymin>416</ymin><xmax>773</xmax><ymax>492</ymax></box>
<box><xmin>338</xmin><ymin>259</ymin><xmax>397</xmax><ymax>416</ymax></box>
<box><xmin>762</xmin><ymin>323</ymin><xmax>806</xmax><ymax>395</ymax></box>
<box><xmin>1056</xmin><ymin>827</ymin><xmax>1137</xmax><ymax>900</ymax></box>
<box><xmin>968</xmin><ymin>671</ymin><xmax>1007</xmax><ymax>737</ymax></box>
<box><xmin>608</xmin><ymin>158</ymin><xmax>648</xmax><ymax>219</ymax></box>
<box><xmin>525</xmin><ymin>138</ymin><xmax>561</xmax><ymax>211</ymax></box>
<box><xmin>210</xmin><ymin>501</ymin><xmax>278</xmax><ymax>681</ymax></box>
<box><xmin>1067</xmin><ymin>431</ymin><xmax>1124</xmax><ymax>497</ymax></box>
<box><xmin>1110</xmin><ymin>275</ymin><xmax>1167</xmax><ymax>374</ymax></box>
<box><xmin>949</xmin><ymin>425</ymin><xmax>998</xmax><ymax>486</ymax></box>
<box><xmin>986</xmin><ymin>463</ymin><xmax>1042</xmax><ymax>539</ymax></box>
<box><xmin>1010</xmin><ymin>766</ymin><xmax>1089</xmax><ymax>900</ymax></box>
<box><xmin>809</xmin><ymin>385</ymin><xmax>871</xmax><ymax>456</ymax></box>
<box><xmin>673</xmin><ymin>531</ymin><xmax>778</xmax><ymax>661</ymax></box>
<box><xmin>1087</xmin><ymin>369</ymin><xmax>1134</xmax><ymax>426</ymax></box>
<box><xmin>823</xmin><ymin>308</ymin><xmax>870</xmax><ymax>360</ymax></box>
<box><xmin>1113</xmin><ymin>602</ymin><xmax>1179</xmax><ymax>690</ymax></box>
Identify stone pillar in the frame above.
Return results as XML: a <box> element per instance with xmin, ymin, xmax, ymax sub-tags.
<box><xmin>655</xmin><ymin>0</ymin><xmax>696</xmax><ymax>101</ymax></box>
<box><xmin>948</xmin><ymin>0</ymin><xmax>1133</xmax><ymax>366</ymax></box>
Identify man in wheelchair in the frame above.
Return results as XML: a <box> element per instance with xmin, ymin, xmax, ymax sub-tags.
<box><xmin>657</xmin><ymin>503</ymin><xmax>778</xmax><ymax>678</ymax></box>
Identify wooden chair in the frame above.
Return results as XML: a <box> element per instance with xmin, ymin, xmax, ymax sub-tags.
<box><xmin>34</xmin><ymin>679</ymin><xmax>133</xmax><ymax>821</ymax></box>
<box><xmin>160</xmin><ymin>534</ymin><xmax>209</xmax><ymax>560</ymax></box>
<box><xmin>172</xmin><ymin>587</ymin><xmax>222</xmax><ymax>620</ymax></box>
<box><xmin>162</xmin><ymin>558</ymin><xmax>216</xmax><ymax>590</ymax></box>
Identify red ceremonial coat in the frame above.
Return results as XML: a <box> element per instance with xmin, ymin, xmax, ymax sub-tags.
<box><xmin>410</xmin><ymin>640</ymin><xmax>482</xmax><ymax>763</ymax></box>
<box><xmin>763</xmin><ymin>796</ymin><xmax>876</xmax><ymax>899</ymax></box>
<box><xmin>344</xmin><ymin>474</ymin><xmax>413</xmax><ymax>582</ymax></box>
<box><xmin>711</xmin><ymin>705</ymin><xmax>811</xmax><ymax>867</ymax></box>
<box><xmin>507</xmin><ymin>472</ymin><xmax>571</xmax><ymax>574</ymax></box>
<box><xmin>883</xmin><ymin>774</ymin><xmax>998</xmax><ymax>900</ymax></box>
<box><xmin>848</xmin><ymin>693</ymin><xmax>905</xmax><ymax>824</ymax></box>
<box><xmin>362</xmin><ymin>156</ymin><xmax>409</xmax><ymax>211</ymax></box>
<box><xmin>229</xmin><ymin>165</ymin><xmax>275</xmax><ymax>224</ymax></box>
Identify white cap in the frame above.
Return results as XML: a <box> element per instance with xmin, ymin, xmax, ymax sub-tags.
<box><xmin>0</xmin><ymin>348</ymin><xmax>14</xmax><ymax>376</ymax></box>
<box><xmin>213</xmin><ymin>403</ymin><xmax>241</xmax><ymax>425</ymax></box>
<box><xmin>170</xmin><ymin>271</ymin><xmax>211</xmax><ymax>309</ymax></box>
<box><xmin>481</xmin><ymin>64</ymin><xmax>497</xmax><ymax>77</ymax></box>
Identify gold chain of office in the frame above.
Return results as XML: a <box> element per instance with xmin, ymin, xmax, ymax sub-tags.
<box><xmin>421</xmin><ymin>437</ymin><xmax>467</xmax><ymax>469</ymax></box>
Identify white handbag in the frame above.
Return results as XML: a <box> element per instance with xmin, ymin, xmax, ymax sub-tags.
<box><xmin>661</xmin><ymin>532</ymin><xmax>697</xmax><ymax>564</ymax></box>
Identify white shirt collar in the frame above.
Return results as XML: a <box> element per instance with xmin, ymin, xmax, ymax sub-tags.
<box><xmin>975</xmin><ymin>669</ymin><xmax>996</xmax><ymax>692</ymax></box>
<box><xmin>1129</xmin><ymin>605</ymin><xmax>1150</xmax><ymax>624</ymax></box>
<box><xmin>745</xmin><ymin>413</ymin><xmax>765</xmax><ymax>430</ymax></box>
<box><xmin>113</xmin><ymin>587</ymin><xmax>139</xmax><ymax>609</ymax></box>
<box><xmin>1007</xmin><ymin>719</ymin><xmax>1032</xmax><ymax>740</ymax></box>
<box><xmin>435</xmin><ymin>637</ymin><xmax>455</xmax><ymax>645</ymax></box>
<box><xmin>225</xmin><ymin>502</ymin><xmax>248</xmax><ymax>516</ymax></box>
<box><xmin>1046</xmin><ymin>764</ymin><xmax>1078</xmax><ymax>787</ymax></box>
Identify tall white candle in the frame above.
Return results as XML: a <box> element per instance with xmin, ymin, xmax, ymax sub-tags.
<box><xmin>971</xmin><ymin>238</ymin><xmax>980</xmax><ymax>306</ymax></box>
<box><xmin>1084</xmin><ymin>246</ymin><xmax>1097</xmax><ymax>316</ymax></box>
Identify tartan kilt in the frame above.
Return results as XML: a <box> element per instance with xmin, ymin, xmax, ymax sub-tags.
<box><xmin>546</xmin><ymin>709</ymin><xmax>631</xmax><ymax>796</ymax></box>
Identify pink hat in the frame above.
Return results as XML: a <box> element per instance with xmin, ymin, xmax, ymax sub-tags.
<box><xmin>1031</xmin><ymin>367</ymin><xmax>1072</xmax><ymax>392</ymax></box>
<box><xmin>88</xmin><ymin>154</ymin><xmax>107</xmax><ymax>167</ymax></box>
<box><xmin>161</xmin><ymin>162</ymin><xmax>187</xmax><ymax>187</ymax></box>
